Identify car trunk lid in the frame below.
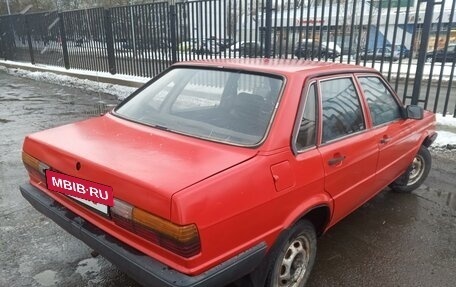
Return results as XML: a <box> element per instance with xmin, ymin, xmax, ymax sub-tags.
<box><xmin>23</xmin><ymin>114</ymin><xmax>258</xmax><ymax>219</ymax></box>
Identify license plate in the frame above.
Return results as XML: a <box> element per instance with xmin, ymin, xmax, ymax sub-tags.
<box><xmin>46</xmin><ymin>170</ymin><xmax>114</xmax><ymax>215</ymax></box>
<box><xmin>68</xmin><ymin>195</ymin><xmax>109</xmax><ymax>215</ymax></box>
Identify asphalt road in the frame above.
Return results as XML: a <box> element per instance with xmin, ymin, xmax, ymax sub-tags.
<box><xmin>0</xmin><ymin>70</ymin><xmax>455</xmax><ymax>287</ymax></box>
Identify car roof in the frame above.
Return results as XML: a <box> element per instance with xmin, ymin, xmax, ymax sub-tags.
<box><xmin>173</xmin><ymin>58</ymin><xmax>376</xmax><ymax>77</ymax></box>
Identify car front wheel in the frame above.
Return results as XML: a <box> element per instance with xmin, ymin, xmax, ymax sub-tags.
<box><xmin>265</xmin><ymin>220</ymin><xmax>317</xmax><ymax>287</ymax></box>
<box><xmin>390</xmin><ymin>145</ymin><xmax>431</xmax><ymax>193</ymax></box>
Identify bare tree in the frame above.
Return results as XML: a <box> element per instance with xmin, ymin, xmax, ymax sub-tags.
<box><xmin>56</xmin><ymin>0</ymin><xmax>161</xmax><ymax>10</ymax></box>
<box><xmin>1</xmin><ymin>0</ymin><xmax>55</xmax><ymax>15</ymax></box>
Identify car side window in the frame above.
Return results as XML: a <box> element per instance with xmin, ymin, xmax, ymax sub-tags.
<box><xmin>296</xmin><ymin>84</ymin><xmax>317</xmax><ymax>150</ymax></box>
<box><xmin>358</xmin><ymin>76</ymin><xmax>402</xmax><ymax>126</ymax></box>
<box><xmin>320</xmin><ymin>78</ymin><xmax>365</xmax><ymax>143</ymax></box>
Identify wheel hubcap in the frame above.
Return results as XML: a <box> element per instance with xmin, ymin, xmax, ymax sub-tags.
<box><xmin>278</xmin><ymin>236</ymin><xmax>310</xmax><ymax>286</ymax></box>
<box><xmin>408</xmin><ymin>154</ymin><xmax>425</xmax><ymax>186</ymax></box>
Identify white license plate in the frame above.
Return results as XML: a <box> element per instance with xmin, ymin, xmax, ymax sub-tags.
<box><xmin>69</xmin><ymin>195</ymin><xmax>108</xmax><ymax>215</ymax></box>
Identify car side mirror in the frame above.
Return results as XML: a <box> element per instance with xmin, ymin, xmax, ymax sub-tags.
<box><xmin>405</xmin><ymin>105</ymin><xmax>424</xmax><ymax>120</ymax></box>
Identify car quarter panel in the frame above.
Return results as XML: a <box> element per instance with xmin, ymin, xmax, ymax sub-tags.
<box><xmin>171</xmin><ymin>148</ymin><xmax>328</xmax><ymax>274</ymax></box>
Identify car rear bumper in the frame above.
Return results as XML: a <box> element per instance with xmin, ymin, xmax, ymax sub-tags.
<box><xmin>20</xmin><ymin>183</ymin><xmax>267</xmax><ymax>287</ymax></box>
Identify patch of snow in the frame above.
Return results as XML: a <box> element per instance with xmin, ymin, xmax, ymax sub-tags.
<box><xmin>433</xmin><ymin>131</ymin><xmax>456</xmax><ymax>147</ymax></box>
<box><xmin>0</xmin><ymin>60</ymin><xmax>149</xmax><ymax>85</ymax></box>
<box><xmin>33</xmin><ymin>270</ymin><xmax>58</xmax><ymax>286</ymax></box>
<box><xmin>1</xmin><ymin>65</ymin><xmax>137</xmax><ymax>100</ymax></box>
<box><xmin>436</xmin><ymin>113</ymin><xmax>456</xmax><ymax>128</ymax></box>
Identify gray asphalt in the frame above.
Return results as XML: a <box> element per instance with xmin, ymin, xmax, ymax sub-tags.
<box><xmin>0</xmin><ymin>70</ymin><xmax>455</xmax><ymax>287</ymax></box>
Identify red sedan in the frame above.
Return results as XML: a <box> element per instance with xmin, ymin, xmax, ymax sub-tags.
<box><xmin>21</xmin><ymin>59</ymin><xmax>437</xmax><ymax>287</ymax></box>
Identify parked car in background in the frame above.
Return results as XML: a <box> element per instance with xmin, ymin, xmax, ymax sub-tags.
<box><xmin>294</xmin><ymin>40</ymin><xmax>341</xmax><ymax>59</ymax></box>
<box><xmin>114</xmin><ymin>38</ymin><xmax>157</xmax><ymax>52</ymax></box>
<box><xmin>324</xmin><ymin>41</ymin><xmax>342</xmax><ymax>56</ymax></box>
<box><xmin>360</xmin><ymin>47</ymin><xmax>399</xmax><ymax>61</ymax></box>
<box><xmin>426</xmin><ymin>44</ymin><xmax>456</xmax><ymax>62</ymax></box>
<box><xmin>238</xmin><ymin>41</ymin><xmax>264</xmax><ymax>57</ymax></box>
<box><xmin>178</xmin><ymin>39</ymin><xmax>199</xmax><ymax>52</ymax></box>
<box><xmin>388</xmin><ymin>44</ymin><xmax>411</xmax><ymax>58</ymax></box>
<box><xmin>194</xmin><ymin>38</ymin><xmax>222</xmax><ymax>55</ymax></box>
<box><xmin>21</xmin><ymin>59</ymin><xmax>436</xmax><ymax>287</ymax></box>
<box><xmin>337</xmin><ymin>40</ymin><xmax>357</xmax><ymax>56</ymax></box>
<box><xmin>114</xmin><ymin>39</ymin><xmax>131</xmax><ymax>51</ymax></box>
<box><xmin>74</xmin><ymin>38</ymin><xmax>84</xmax><ymax>47</ymax></box>
<box><xmin>194</xmin><ymin>37</ymin><xmax>234</xmax><ymax>55</ymax></box>
<box><xmin>217</xmin><ymin>38</ymin><xmax>234</xmax><ymax>51</ymax></box>
<box><xmin>229</xmin><ymin>41</ymin><xmax>245</xmax><ymax>52</ymax></box>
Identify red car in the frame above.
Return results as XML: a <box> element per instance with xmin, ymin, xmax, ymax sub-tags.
<box><xmin>21</xmin><ymin>59</ymin><xmax>437</xmax><ymax>287</ymax></box>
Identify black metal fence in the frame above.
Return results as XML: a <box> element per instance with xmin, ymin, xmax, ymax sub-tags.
<box><xmin>0</xmin><ymin>0</ymin><xmax>455</xmax><ymax>116</ymax></box>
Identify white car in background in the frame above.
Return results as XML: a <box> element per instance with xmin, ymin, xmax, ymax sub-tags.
<box><xmin>229</xmin><ymin>41</ymin><xmax>246</xmax><ymax>52</ymax></box>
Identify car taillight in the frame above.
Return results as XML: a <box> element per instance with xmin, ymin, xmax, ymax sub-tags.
<box><xmin>111</xmin><ymin>198</ymin><xmax>201</xmax><ymax>258</ymax></box>
<box><xmin>22</xmin><ymin>152</ymin><xmax>49</xmax><ymax>184</ymax></box>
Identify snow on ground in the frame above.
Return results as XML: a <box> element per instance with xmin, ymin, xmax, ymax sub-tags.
<box><xmin>435</xmin><ymin>114</ymin><xmax>456</xmax><ymax>148</ymax></box>
<box><xmin>436</xmin><ymin>113</ymin><xmax>456</xmax><ymax>128</ymax></box>
<box><xmin>0</xmin><ymin>64</ymin><xmax>138</xmax><ymax>100</ymax></box>
<box><xmin>1</xmin><ymin>62</ymin><xmax>455</xmax><ymax>147</ymax></box>
<box><xmin>434</xmin><ymin>131</ymin><xmax>456</xmax><ymax>148</ymax></box>
<box><xmin>0</xmin><ymin>60</ymin><xmax>149</xmax><ymax>85</ymax></box>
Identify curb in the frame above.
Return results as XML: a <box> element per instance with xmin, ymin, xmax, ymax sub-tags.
<box><xmin>0</xmin><ymin>60</ymin><xmax>145</xmax><ymax>88</ymax></box>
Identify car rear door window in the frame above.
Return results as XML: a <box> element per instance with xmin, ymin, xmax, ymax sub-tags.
<box><xmin>296</xmin><ymin>83</ymin><xmax>317</xmax><ymax>150</ymax></box>
<box><xmin>358</xmin><ymin>76</ymin><xmax>402</xmax><ymax>126</ymax></box>
<box><xmin>320</xmin><ymin>77</ymin><xmax>365</xmax><ymax>143</ymax></box>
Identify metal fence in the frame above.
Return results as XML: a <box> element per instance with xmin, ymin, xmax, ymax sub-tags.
<box><xmin>0</xmin><ymin>0</ymin><xmax>455</xmax><ymax>116</ymax></box>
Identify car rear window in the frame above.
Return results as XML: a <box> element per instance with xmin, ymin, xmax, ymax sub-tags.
<box><xmin>114</xmin><ymin>68</ymin><xmax>283</xmax><ymax>146</ymax></box>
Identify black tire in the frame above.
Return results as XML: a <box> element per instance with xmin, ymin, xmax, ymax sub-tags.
<box><xmin>265</xmin><ymin>220</ymin><xmax>317</xmax><ymax>287</ymax></box>
<box><xmin>390</xmin><ymin>145</ymin><xmax>432</xmax><ymax>193</ymax></box>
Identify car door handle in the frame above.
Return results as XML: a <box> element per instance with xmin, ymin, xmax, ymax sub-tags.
<box><xmin>328</xmin><ymin>155</ymin><xmax>346</xmax><ymax>166</ymax></box>
<box><xmin>380</xmin><ymin>136</ymin><xmax>391</xmax><ymax>144</ymax></box>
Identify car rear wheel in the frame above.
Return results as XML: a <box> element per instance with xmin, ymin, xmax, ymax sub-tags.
<box><xmin>390</xmin><ymin>146</ymin><xmax>431</xmax><ymax>193</ymax></box>
<box><xmin>265</xmin><ymin>220</ymin><xmax>316</xmax><ymax>287</ymax></box>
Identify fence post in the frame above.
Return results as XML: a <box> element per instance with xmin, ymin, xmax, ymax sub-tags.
<box><xmin>411</xmin><ymin>0</ymin><xmax>435</xmax><ymax>105</ymax></box>
<box><xmin>264</xmin><ymin>0</ymin><xmax>273</xmax><ymax>58</ymax></box>
<box><xmin>58</xmin><ymin>13</ymin><xmax>70</xmax><ymax>69</ymax></box>
<box><xmin>3</xmin><ymin>16</ymin><xmax>15</xmax><ymax>61</ymax></box>
<box><xmin>169</xmin><ymin>1</ymin><xmax>178</xmax><ymax>64</ymax></box>
<box><xmin>24</xmin><ymin>14</ymin><xmax>35</xmax><ymax>65</ymax></box>
<box><xmin>104</xmin><ymin>8</ymin><xmax>116</xmax><ymax>75</ymax></box>
<box><xmin>0</xmin><ymin>17</ymin><xmax>5</xmax><ymax>59</ymax></box>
